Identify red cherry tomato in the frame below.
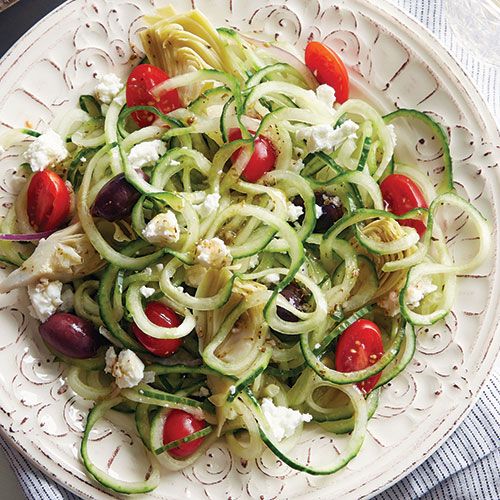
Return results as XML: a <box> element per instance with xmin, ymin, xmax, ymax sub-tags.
<box><xmin>380</xmin><ymin>174</ymin><xmax>428</xmax><ymax>237</ymax></box>
<box><xmin>228</xmin><ymin>128</ymin><xmax>277</xmax><ymax>183</ymax></box>
<box><xmin>305</xmin><ymin>41</ymin><xmax>349</xmax><ymax>104</ymax></box>
<box><xmin>131</xmin><ymin>301</ymin><xmax>183</xmax><ymax>357</ymax></box>
<box><xmin>163</xmin><ymin>409</ymin><xmax>206</xmax><ymax>458</ymax></box>
<box><xmin>126</xmin><ymin>64</ymin><xmax>182</xmax><ymax>128</ymax></box>
<box><xmin>335</xmin><ymin>319</ymin><xmax>384</xmax><ymax>394</ymax></box>
<box><xmin>27</xmin><ymin>170</ymin><xmax>71</xmax><ymax>232</ymax></box>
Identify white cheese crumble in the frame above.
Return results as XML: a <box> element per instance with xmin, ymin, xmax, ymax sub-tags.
<box><xmin>95</xmin><ymin>73</ymin><xmax>124</xmax><ymax>104</ymax></box>
<box><xmin>296</xmin><ymin>120</ymin><xmax>359</xmax><ymax>154</ymax></box>
<box><xmin>24</xmin><ymin>129</ymin><xmax>68</xmax><ymax>172</ymax></box>
<box><xmin>387</xmin><ymin>123</ymin><xmax>397</xmax><ymax>148</ymax></box>
<box><xmin>105</xmin><ymin>347</ymin><xmax>145</xmax><ymax>389</ymax></box>
<box><xmin>142</xmin><ymin>211</ymin><xmax>180</xmax><ymax>246</ymax></box>
<box><xmin>195</xmin><ymin>237</ymin><xmax>232</xmax><ymax>269</ymax></box>
<box><xmin>287</xmin><ymin>202</ymin><xmax>304</xmax><ymax>222</ymax></box>
<box><xmin>139</xmin><ymin>285</ymin><xmax>155</xmax><ymax>298</ymax></box>
<box><xmin>261</xmin><ymin>398</ymin><xmax>312</xmax><ymax>442</ymax></box>
<box><xmin>128</xmin><ymin>140</ymin><xmax>167</xmax><ymax>169</ymax></box>
<box><xmin>314</xmin><ymin>204</ymin><xmax>323</xmax><ymax>219</ymax></box>
<box><xmin>264</xmin><ymin>273</ymin><xmax>281</xmax><ymax>284</ymax></box>
<box><xmin>195</xmin><ymin>193</ymin><xmax>221</xmax><ymax>217</ymax></box>
<box><xmin>28</xmin><ymin>279</ymin><xmax>63</xmax><ymax>322</ymax></box>
<box><xmin>314</xmin><ymin>343</ymin><xmax>321</xmax><ymax>350</ymax></box>
<box><xmin>229</xmin><ymin>385</ymin><xmax>236</xmax><ymax>395</ymax></box>
<box><xmin>406</xmin><ymin>276</ymin><xmax>438</xmax><ymax>308</ymax></box>
<box><xmin>248</xmin><ymin>254</ymin><xmax>259</xmax><ymax>269</ymax></box>
<box><xmin>315</xmin><ymin>83</ymin><xmax>336</xmax><ymax>108</ymax></box>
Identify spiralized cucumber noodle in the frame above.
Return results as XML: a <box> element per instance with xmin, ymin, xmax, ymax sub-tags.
<box><xmin>0</xmin><ymin>6</ymin><xmax>491</xmax><ymax>494</ymax></box>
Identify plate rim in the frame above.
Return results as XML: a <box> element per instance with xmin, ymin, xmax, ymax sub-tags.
<box><xmin>0</xmin><ymin>1</ymin><xmax>498</xmax><ymax>499</ymax></box>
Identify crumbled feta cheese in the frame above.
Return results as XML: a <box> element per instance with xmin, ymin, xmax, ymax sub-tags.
<box><xmin>185</xmin><ymin>264</ymin><xmax>207</xmax><ymax>287</ymax></box>
<box><xmin>155</xmin><ymin>263</ymin><xmax>164</xmax><ymax>272</ymax></box>
<box><xmin>314</xmin><ymin>204</ymin><xmax>323</xmax><ymax>219</ymax></box>
<box><xmin>128</xmin><ymin>140</ymin><xmax>166</xmax><ymax>169</ymax></box>
<box><xmin>195</xmin><ymin>238</ymin><xmax>232</xmax><ymax>269</ymax></box>
<box><xmin>315</xmin><ymin>83</ymin><xmax>336</xmax><ymax>108</ymax></box>
<box><xmin>287</xmin><ymin>202</ymin><xmax>304</xmax><ymax>222</ymax></box>
<box><xmin>377</xmin><ymin>291</ymin><xmax>400</xmax><ymax>317</ymax></box>
<box><xmin>80</xmin><ymin>157</ymin><xmax>87</xmax><ymax>163</ymax></box>
<box><xmin>248</xmin><ymin>254</ymin><xmax>259</xmax><ymax>269</ymax></box>
<box><xmin>261</xmin><ymin>398</ymin><xmax>312</xmax><ymax>442</ymax></box>
<box><xmin>95</xmin><ymin>73</ymin><xmax>124</xmax><ymax>104</ymax></box>
<box><xmin>105</xmin><ymin>347</ymin><xmax>145</xmax><ymax>389</ymax></box>
<box><xmin>314</xmin><ymin>343</ymin><xmax>321</xmax><ymax>350</ymax></box>
<box><xmin>24</xmin><ymin>129</ymin><xmax>68</xmax><ymax>172</ymax></box>
<box><xmin>296</xmin><ymin>120</ymin><xmax>359</xmax><ymax>154</ymax></box>
<box><xmin>387</xmin><ymin>124</ymin><xmax>397</xmax><ymax>148</ymax></box>
<box><xmin>28</xmin><ymin>279</ymin><xmax>63</xmax><ymax>322</ymax></box>
<box><xmin>143</xmin><ymin>267</ymin><xmax>152</xmax><ymax>276</ymax></box>
<box><xmin>139</xmin><ymin>285</ymin><xmax>155</xmax><ymax>298</ymax></box>
<box><xmin>264</xmin><ymin>273</ymin><xmax>281</xmax><ymax>284</ymax></box>
<box><xmin>60</xmin><ymin>286</ymin><xmax>74</xmax><ymax>312</ymax></box>
<box><xmin>406</xmin><ymin>276</ymin><xmax>438</xmax><ymax>308</ymax></box>
<box><xmin>229</xmin><ymin>385</ymin><xmax>236</xmax><ymax>395</ymax></box>
<box><xmin>290</xmin><ymin>158</ymin><xmax>304</xmax><ymax>173</ymax></box>
<box><xmin>195</xmin><ymin>193</ymin><xmax>221</xmax><ymax>217</ymax></box>
<box><xmin>142</xmin><ymin>211</ymin><xmax>180</xmax><ymax>245</ymax></box>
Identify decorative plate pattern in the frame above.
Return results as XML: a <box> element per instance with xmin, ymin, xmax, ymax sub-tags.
<box><xmin>0</xmin><ymin>1</ymin><xmax>498</xmax><ymax>499</ymax></box>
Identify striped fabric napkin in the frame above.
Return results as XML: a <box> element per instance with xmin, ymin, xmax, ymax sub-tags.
<box><xmin>0</xmin><ymin>0</ymin><xmax>498</xmax><ymax>498</ymax></box>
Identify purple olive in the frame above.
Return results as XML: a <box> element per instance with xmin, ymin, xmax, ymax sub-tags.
<box><xmin>39</xmin><ymin>313</ymin><xmax>101</xmax><ymax>359</ymax></box>
<box><xmin>314</xmin><ymin>192</ymin><xmax>344</xmax><ymax>233</ymax></box>
<box><xmin>277</xmin><ymin>282</ymin><xmax>309</xmax><ymax>322</ymax></box>
<box><xmin>91</xmin><ymin>173</ymin><xmax>144</xmax><ymax>221</ymax></box>
<box><xmin>292</xmin><ymin>192</ymin><xmax>344</xmax><ymax>233</ymax></box>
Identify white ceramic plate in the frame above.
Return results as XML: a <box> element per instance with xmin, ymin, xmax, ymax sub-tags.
<box><xmin>0</xmin><ymin>1</ymin><xmax>498</xmax><ymax>499</ymax></box>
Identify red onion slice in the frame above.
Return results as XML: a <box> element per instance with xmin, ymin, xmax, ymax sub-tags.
<box><xmin>0</xmin><ymin>230</ymin><xmax>56</xmax><ymax>241</ymax></box>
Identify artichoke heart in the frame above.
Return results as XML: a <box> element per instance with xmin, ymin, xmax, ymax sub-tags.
<box><xmin>352</xmin><ymin>217</ymin><xmax>417</xmax><ymax>300</ymax></box>
<box><xmin>140</xmin><ymin>6</ymin><xmax>233</xmax><ymax>102</ymax></box>
<box><xmin>0</xmin><ymin>223</ymin><xmax>104</xmax><ymax>292</ymax></box>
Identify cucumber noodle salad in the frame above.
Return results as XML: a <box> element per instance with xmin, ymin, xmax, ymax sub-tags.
<box><xmin>0</xmin><ymin>6</ymin><xmax>491</xmax><ymax>494</ymax></box>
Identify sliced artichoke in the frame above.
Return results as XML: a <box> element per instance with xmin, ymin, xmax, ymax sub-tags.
<box><xmin>0</xmin><ymin>223</ymin><xmax>104</xmax><ymax>292</ymax></box>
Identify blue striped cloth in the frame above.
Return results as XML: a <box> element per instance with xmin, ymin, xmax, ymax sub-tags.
<box><xmin>1</xmin><ymin>0</ymin><xmax>499</xmax><ymax>499</ymax></box>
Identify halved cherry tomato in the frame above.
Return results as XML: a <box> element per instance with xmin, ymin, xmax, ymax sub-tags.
<box><xmin>162</xmin><ymin>409</ymin><xmax>206</xmax><ymax>458</ymax></box>
<box><xmin>126</xmin><ymin>64</ymin><xmax>182</xmax><ymax>128</ymax></box>
<box><xmin>131</xmin><ymin>301</ymin><xmax>182</xmax><ymax>357</ymax></box>
<box><xmin>27</xmin><ymin>170</ymin><xmax>71</xmax><ymax>232</ymax></box>
<box><xmin>228</xmin><ymin>128</ymin><xmax>276</xmax><ymax>182</ymax></box>
<box><xmin>380</xmin><ymin>174</ymin><xmax>428</xmax><ymax>237</ymax></box>
<box><xmin>335</xmin><ymin>319</ymin><xmax>384</xmax><ymax>394</ymax></box>
<box><xmin>305</xmin><ymin>41</ymin><xmax>349</xmax><ymax>104</ymax></box>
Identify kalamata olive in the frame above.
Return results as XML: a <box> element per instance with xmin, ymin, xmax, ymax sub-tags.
<box><xmin>315</xmin><ymin>192</ymin><xmax>344</xmax><ymax>233</ymax></box>
<box><xmin>292</xmin><ymin>192</ymin><xmax>344</xmax><ymax>233</ymax></box>
<box><xmin>39</xmin><ymin>312</ymin><xmax>101</xmax><ymax>359</ymax></box>
<box><xmin>91</xmin><ymin>172</ymin><xmax>146</xmax><ymax>221</ymax></box>
<box><xmin>277</xmin><ymin>282</ymin><xmax>309</xmax><ymax>322</ymax></box>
